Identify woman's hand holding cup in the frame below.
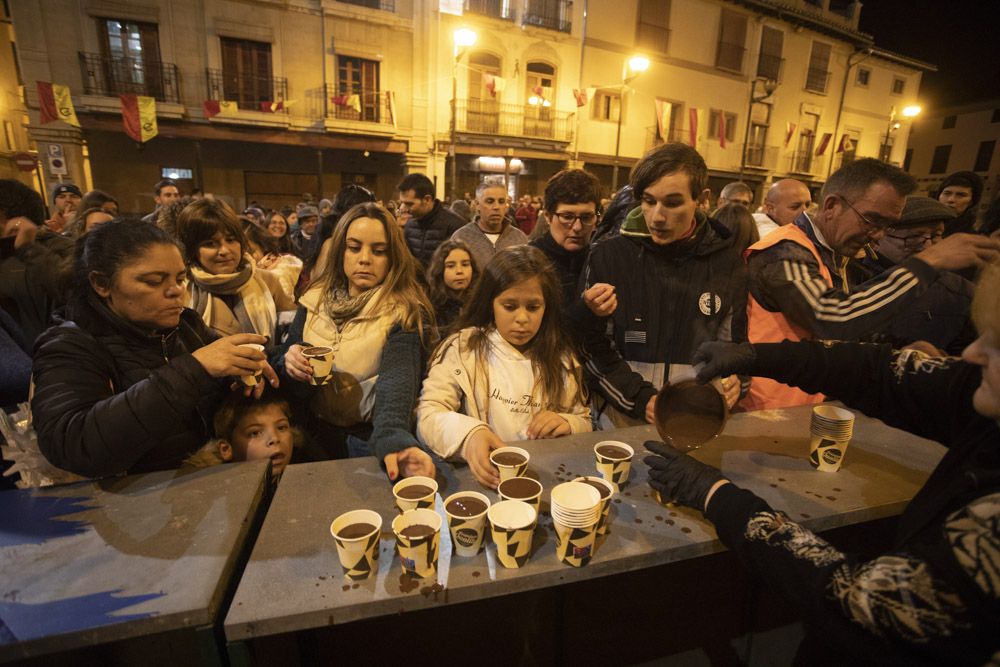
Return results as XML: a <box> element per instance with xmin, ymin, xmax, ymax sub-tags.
<box><xmin>464</xmin><ymin>427</ymin><xmax>503</xmax><ymax>489</ymax></box>
<box><xmin>193</xmin><ymin>333</ymin><xmax>278</xmax><ymax>396</ymax></box>
<box><xmin>284</xmin><ymin>344</ymin><xmax>313</xmax><ymax>383</ymax></box>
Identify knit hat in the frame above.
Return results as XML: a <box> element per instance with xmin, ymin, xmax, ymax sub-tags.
<box><xmin>298</xmin><ymin>205</ymin><xmax>319</xmax><ymax>219</ymax></box>
<box><xmin>896</xmin><ymin>196</ymin><xmax>956</xmax><ymax>228</ymax></box>
<box><xmin>51</xmin><ymin>183</ymin><xmax>82</xmax><ymax>201</ymax></box>
<box><xmin>937</xmin><ymin>171</ymin><xmax>983</xmax><ymax>207</ymax></box>
<box><xmin>319</xmin><ymin>198</ymin><xmax>333</xmax><ymax>210</ymax></box>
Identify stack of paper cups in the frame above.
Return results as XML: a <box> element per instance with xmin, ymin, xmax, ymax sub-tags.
<box><xmin>550</xmin><ymin>482</ymin><xmax>602</xmax><ymax>567</ymax></box>
<box><xmin>809</xmin><ymin>405</ymin><xmax>855</xmax><ymax>472</ymax></box>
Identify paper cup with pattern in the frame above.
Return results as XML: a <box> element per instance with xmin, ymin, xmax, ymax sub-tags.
<box><xmin>550</xmin><ymin>482</ymin><xmax>601</xmax><ymax>567</ymax></box>
<box><xmin>444</xmin><ymin>492</ymin><xmax>491</xmax><ymax>557</ymax></box>
<box><xmin>809</xmin><ymin>406</ymin><xmax>855</xmax><ymax>472</ymax></box>
<box><xmin>392</xmin><ymin>475</ymin><xmax>438</xmax><ymax>512</ymax></box>
<box><xmin>487</xmin><ymin>500</ymin><xmax>537</xmax><ymax>569</ymax></box>
<box><xmin>497</xmin><ymin>477</ymin><xmax>543</xmax><ymax>515</ymax></box>
<box><xmin>553</xmin><ymin>519</ymin><xmax>599</xmax><ymax>567</ymax></box>
<box><xmin>594</xmin><ymin>441</ymin><xmax>634</xmax><ymax>491</ymax></box>
<box><xmin>301</xmin><ymin>345</ymin><xmax>335</xmax><ymax>385</ymax></box>
<box><xmin>330</xmin><ymin>509</ymin><xmax>382</xmax><ymax>580</ymax></box>
<box><xmin>391</xmin><ymin>508</ymin><xmax>441</xmax><ymax>578</ymax></box>
<box><xmin>574</xmin><ymin>476</ymin><xmax>614</xmax><ymax>536</ymax></box>
<box><xmin>238</xmin><ymin>343</ymin><xmax>265</xmax><ymax>386</ymax></box>
<box><xmin>489</xmin><ymin>446</ymin><xmax>530</xmax><ymax>482</ymax></box>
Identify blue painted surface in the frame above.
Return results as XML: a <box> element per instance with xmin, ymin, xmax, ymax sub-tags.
<box><xmin>0</xmin><ymin>491</ymin><xmax>92</xmax><ymax>548</ymax></box>
<box><xmin>0</xmin><ymin>590</ymin><xmax>164</xmax><ymax>643</ymax></box>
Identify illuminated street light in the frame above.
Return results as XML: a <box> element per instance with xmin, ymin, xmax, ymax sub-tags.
<box><xmin>902</xmin><ymin>105</ymin><xmax>922</xmax><ymax>118</ymax></box>
<box><xmin>612</xmin><ymin>55</ymin><xmax>651</xmax><ymax>192</ymax></box>
<box><xmin>450</xmin><ymin>28</ymin><xmax>477</xmax><ymax>200</ymax></box>
<box><xmin>881</xmin><ymin>104</ymin><xmax>921</xmax><ymax>163</ymax></box>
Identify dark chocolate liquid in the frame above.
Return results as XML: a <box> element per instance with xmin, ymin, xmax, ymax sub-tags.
<box><xmin>662</xmin><ymin>413</ymin><xmax>722</xmax><ymax>450</ymax></box>
<box><xmin>397</xmin><ymin>484</ymin><xmax>434</xmax><ymax>499</ymax></box>
<box><xmin>400</xmin><ymin>524</ymin><xmax>435</xmax><ymax>538</ymax></box>
<box><xmin>596</xmin><ymin>445</ymin><xmax>630</xmax><ymax>459</ymax></box>
<box><xmin>498</xmin><ymin>477</ymin><xmax>541</xmax><ymax>499</ymax></box>
<box><xmin>446</xmin><ymin>496</ymin><xmax>488</xmax><ymax>517</ymax></box>
<box><xmin>491</xmin><ymin>452</ymin><xmax>526</xmax><ymax>466</ymax></box>
<box><xmin>337</xmin><ymin>522</ymin><xmax>376</xmax><ymax>539</ymax></box>
<box><xmin>302</xmin><ymin>346</ymin><xmax>332</xmax><ymax>356</ymax></box>
<box><xmin>578</xmin><ymin>479</ymin><xmax>611</xmax><ymax>499</ymax></box>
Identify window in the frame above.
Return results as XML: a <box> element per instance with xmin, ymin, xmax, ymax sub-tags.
<box><xmin>220</xmin><ymin>37</ymin><xmax>274</xmax><ymax>107</ymax></box>
<box><xmin>466</xmin><ymin>52</ymin><xmax>501</xmax><ymax>133</ymax></box>
<box><xmin>593</xmin><ymin>90</ymin><xmax>621</xmax><ymax>122</ymax></box>
<box><xmin>903</xmin><ymin>148</ymin><xmax>913</xmax><ymax>172</ymax></box>
<box><xmin>929</xmin><ymin>145</ymin><xmax>951</xmax><ymax>174</ymax></box>
<box><xmin>715</xmin><ymin>10</ymin><xmax>747</xmax><ymax>72</ymax></box>
<box><xmin>756</xmin><ymin>26</ymin><xmax>783</xmax><ymax>81</ymax></box>
<box><xmin>855</xmin><ymin>67</ymin><xmax>870</xmax><ymax>87</ymax></box>
<box><xmin>338</xmin><ymin>0</ymin><xmax>394</xmax><ymax>10</ymax></box>
<box><xmin>942</xmin><ymin>115</ymin><xmax>956</xmax><ymax>129</ymax></box>
<box><xmin>794</xmin><ymin>112</ymin><xmax>819</xmax><ymax>172</ymax></box>
<box><xmin>654</xmin><ymin>99</ymin><xmax>682</xmax><ymax>143</ymax></box>
<box><xmin>805</xmin><ymin>41</ymin><xmax>831</xmax><ymax>93</ymax></box>
<box><xmin>525</xmin><ymin>62</ymin><xmax>555</xmax><ymax>138</ymax></box>
<box><xmin>98</xmin><ymin>19</ymin><xmax>164</xmax><ymax>97</ymax></box>
<box><xmin>891</xmin><ymin>77</ymin><xmax>905</xmax><ymax>95</ymax></box>
<box><xmin>708</xmin><ymin>109</ymin><xmax>737</xmax><ymax>142</ymax></box>
<box><xmin>974</xmin><ymin>140</ymin><xmax>995</xmax><ymax>172</ymax></box>
<box><xmin>637</xmin><ymin>0</ymin><xmax>671</xmax><ymax>54</ymax></box>
<box><xmin>336</xmin><ymin>55</ymin><xmax>380</xmax><ymax>122</ymax></box>
<box><xmin>523</xmin><ymin>0</ymin><xmax>572</xmax><ymax>32</ymax></box>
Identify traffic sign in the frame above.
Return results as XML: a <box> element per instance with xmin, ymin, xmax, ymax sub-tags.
<box><xmin>48</xmin><ymin>155</ymin><xmax>67</xmax><ymax>176</ymax></box>
<box><xmin>14</xmin><ymin>152</ymin><xmax>36</xmax><ymax>172</ymax></box>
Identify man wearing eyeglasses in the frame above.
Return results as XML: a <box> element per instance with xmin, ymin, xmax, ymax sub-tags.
<box><xmin>744</xmin><ymin>158</ymin><xmax>1000</xmax><ymax>410</ymax></box>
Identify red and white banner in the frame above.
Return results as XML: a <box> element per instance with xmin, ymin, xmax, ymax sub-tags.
<box><xmin>573</xmin><ymin>88</ymin><xmax>588</xmax><ymax>107</ymax></box>
<box><xmin>836</xmin><ymin>134</ymin><xmax>854</xmax><ymax>153</ymax></box>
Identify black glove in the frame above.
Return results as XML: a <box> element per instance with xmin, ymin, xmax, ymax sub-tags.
<box><xmin>692</xmin><ymin>341</ymin><xmax>756</xmax><ymax>384</ymax></box>
<box><xmin>643</xmin><ymin>440</ymin><xmax>725</xmax><ymax>511</ymax></box>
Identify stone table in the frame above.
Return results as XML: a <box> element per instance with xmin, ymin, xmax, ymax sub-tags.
<box><xmin>224</xmin><ymin>404</ymin><xmax>943</xmax><ymax>643</ymax></box>
<box><xmin>0</xmin><ymin>461</ymin><xmax>270</xmax><ymax>662</ymax></box>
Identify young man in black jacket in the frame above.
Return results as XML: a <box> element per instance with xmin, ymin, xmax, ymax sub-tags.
<box><xmin>398</xmin><ymin>173</ymin><xmax>465</xmax><ymax>267</ymax></box>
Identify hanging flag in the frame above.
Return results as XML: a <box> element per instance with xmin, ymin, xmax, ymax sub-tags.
<box><xmin>386</xmin><ymin>91</ymin><xmax>397</xmax><ymax>128</ymax></box>
<box><xmin>346</xmin><ymin>94</ymin><xmax>361</xmax><ymax>113</ymax></box>
<box><xmin>654</xmin><ymin>99</ymin><xmax>672</xmax><ymax>140</ymax></box>
<box><xmin>717</xmin><ymin>112</ymin><xmax>728</xmax><ymax>148</ymax></box>
<box><xmin>259</xmin><ymin>101</ymin><xmax>284</xmax><ymax>113</ymax></box>
<box><xmin>484</xmin><ymin>74</ymin><xmax>506</xmax><ymax>97</ymax></box>
<box><xmin>784</xmin><ymin>122</ymin><xmax>797</xmax><ymax>148</ymax></box>
<box><xmin>37</xmin><ymin>81</ymin><xmax>80</xmax><ymax>127</ymax></box>
<box><xmin>573</xmin><ymin>88</ymin><xmax>588</xmax><ymax>107</ymax></box>
<box><xmin>688</xmin><ymin>107</ymin><xmax>701</xmax><ymax>147</ymax></box>
<box><xmin>331</xmin><ymin>94</ymin><xmax>348</xmax><ymax>106</ymax></box>
<box><xmin>836</xmin><ymin>134</ymin><xmax>854</xmax><ymax>153</ymax></box>
<box><xmin>815</xmin><ymin>132</ymin><xmax>833</xmax><ymax>156</ymax></box>
<box><xmin>120</xmin><ymin>94</ymin><xmax>158</xmax><ymax>143</ymax></box>
<box><xmin>203</xmin><ymin>100</ymin><xmax>220</xmax><ymax>118</ymax></box>
<box><xmin>205</xmin><ymin>100</ymin><xmax>239</xmax><ymax>118</ymax></box>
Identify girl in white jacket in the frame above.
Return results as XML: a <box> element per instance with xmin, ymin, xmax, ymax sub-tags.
<box><xmin>417</xmin><ymin>245</ymin><xmax>591</xmax><ymax>488</ymax></box>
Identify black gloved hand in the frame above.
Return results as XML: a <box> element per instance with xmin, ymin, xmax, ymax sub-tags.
<box><xmin>692</xmin><ymin>341</ymin><xmax>756</xmax><ymax>384</ymax></box>
<box><xmin>643</xmin><ymin>440</ymin><xmax>726</xmax><ymax>512</ymax></box>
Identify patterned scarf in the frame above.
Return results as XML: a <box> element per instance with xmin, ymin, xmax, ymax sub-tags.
<box><xmin>188</xmin><ymin>259</ymin><xmax>276</xmax><ymax>337</ymax></box>
<box><xmin>323</xmin><ymin>286</ymin><xmax>381</xmax><ymax>331</ymax></box>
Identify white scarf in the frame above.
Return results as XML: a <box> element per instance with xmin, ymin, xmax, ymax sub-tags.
<box><xmin>188</xmin><ymin>260</ymin><xmax>276</xmax><ymax>338</ymax></box>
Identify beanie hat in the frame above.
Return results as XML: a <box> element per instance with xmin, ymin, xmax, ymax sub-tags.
<box><xmin>938</xmin><ymin>171</ymin><xmax>983</xmax><ymax>206</ymax></box>
<box><xmin>298</xmin><ymin>205</ymin><xmax>319</xmax><ymax>219</ymax></box>
<box><xmin>51</xmin><ymin>183</ymin><xmax>82</xmax><ymax>202</ymax></box>
<box><xmin>897</xmin><ymin>196</ymin><xmax>956</xmax><ymax>228</ymax></box>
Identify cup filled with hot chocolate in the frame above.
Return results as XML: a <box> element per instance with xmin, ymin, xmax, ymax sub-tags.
<box><xmin>573</xmin><ymin>476</ymin><xmax>614</xmax><ymax>536</ymax></box>
<box><xmin>550</xmin><ymin>481</ymin><xmax>602</xmax><ymax>567</ymax></box>
<box><xmin>301</xmin><ymin>345</ymin><xmax>335</xmax><ymax>385</ymax></box>
<box><xmin>391</xmin><ymin>508</ymin><xmax>441</xmax><ymax>578</ymax></box>
<box><xmin>497</xmin><ymin>476</ymin><xmax>543</xmax><ymax>515</ymax></box>
<box><xmin>330</xmin><ymin>509</ymin><xmax>383</xmax><ymax>580</ymax></box>
<box><xmin>489</xmin><ymin>446</ymin><xmax>530</xmax><ymax>482</ymax></box>
<box><xmin>444</xmin><ymin>492</ymin><xmax>491</xmax><ymax>557</ymax></box>
<box><xmin>238</xmin><ymin>343</ymin><xmax>265</xmax><ymax>386</ymax></box>
<box><xmin>392</xmin><ymin>475</ymin><xmax>438</xmax><ymax>512</ymax></box>
<box><xmin>487</xmin><ymin>500</ymin><xmax>537</xmax><ymax>569</ymax></box>
<box><xmin>594</xmin><ymin>441</ymin><xmax>634</xmax><ymax>491</ymax></box>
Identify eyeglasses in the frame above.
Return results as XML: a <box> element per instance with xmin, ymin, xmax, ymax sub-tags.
<box><xmin>884</xmin><ymin>231</ymin><xmax>942</xmax><ymax>250</ymax></box>
<box><xmin>554</xmin><ymin>211</ymin><xmax>599</xmax><ymax>228</ymax></box>
<box><xmin>835</xmin><ymin>194</ymin><xmax>893</xmax><ymax>232</ymax></box>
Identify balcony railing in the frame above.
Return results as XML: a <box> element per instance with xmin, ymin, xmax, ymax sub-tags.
<box><xmin>756</xmin><ymin>53</ymin><xmax>784</xmax><ymax>81</ymax></box>
<box><xmin>79</xmin><ymin>52</ymin><xmax>180</xmax><ymax>103</ymax></box>
<box><xmin>324</xmin><ymin>85</ymin><xmax>391</xmax><ymax>124</ymax></box>
<box><xmin>523</xmin><ymin>0</ymin><xmax>572</xmax><ymax>32</ymax></box>
<box><xmin>338</xmin><ymin>0</ymin><xmax>395</xmax><ymax>10</ymax></box>
<box><xmin>715</xmin><ymin>41</ymin><xmax>746</xmax><ymax>72</ymax></box>
<box><xmin>790</xmin><ymin>150</ymin><xmax>815</xmax><ymax>174</ymax></box>
<box><xmin>743</xmin><ymin>144</ymin><xmax>779</xmax><ymax>169</ymax></box>
<box><xmin>464</xmin><ymin>0</ymin><xmax>514</xmax><ymax>20</ymax></box>
<box><xmin>805</xmin><ymin>67</ymin><xmax>830</xmax><ymax>93</ymax></box>
<box><xmin>457</xmin><ymin>99</ymin><xmax>573</xmax><ymax>142</ymax></box>
<box><xmin>206</xmin><ymin>68</ymin><xmax>287</xmax><ymax>111</ymax></box>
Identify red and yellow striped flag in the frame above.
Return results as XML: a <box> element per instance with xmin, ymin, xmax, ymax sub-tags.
<box><xmin>37</xmin><ymin>81</ymin><xmax>80</xmax><ymax>127</ymax></box>
<box><xmin>120</xmin><ymin>94</ymin><xmax>158</xmax><ymax>143</ymax></box>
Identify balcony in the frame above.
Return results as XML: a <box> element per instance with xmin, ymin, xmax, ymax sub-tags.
<box><xmin>715</xmin><ymin>41</ymin><xmax>746</xmax><ymax>73</ymax></box>
<box><xmin>464</xmin><ymin>0</ymin><xmax>514</xmax><ymax>20</ymax></box>
<box><xmin>805</xmin><ymin>67</ymin><xmax>830</xmax><ymax>93</ymax></box>
<box><xmin>78</xmin><ymin>52</ymin><xmax>180</xmax><ymax>103</ymax></box>
<box><xmin>324</xmin><ymin>85</ymin><xmax>392</xmax><ymax>125</ymax></box>
<box><xmin>790</xmin><ymin>150</ymin><xmax>815</xmax><ymax>174</ymax></box>
<box><xmin>206</xmin><ymin>68</ymin><xmax>287</xmax><ymax>111</ymax></box>
<box><xmin>457</xmin><ymin>100</ymin><xmax>573</xmax><ymax>142</ymax></box>
<box><xmin>338</xmin><ymin>0</ymin><xmax>395</xmax><ymax>10</ymax></box>
<box><xmin>742</xmin><ymin>144</ymin><xmax>779</xmax><ymax>170</ymax></box>
<box><xmin>523</xmin><ymin>0</ymin><xmax>572</xmax><ymax>32</ymax></box>
<box><xmin>756</xmin><ymin>53</ymin><xmax>784</xmax><ymax>82</ymax></box>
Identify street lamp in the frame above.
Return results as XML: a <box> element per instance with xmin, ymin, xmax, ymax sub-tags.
<box><xmin>738</xmin><ymin>77</ymin><xmax>777</xmax><ymax>180</ymax></box>
<box><xmin>880</xmin><ymin>104</ymin><xmax>921</xmax><ymax>163</ymax></box>
<box><xmin>450</xmin><ymin>28</ymin><xmax>477</xmax><ymax>201</ymax></box>
<box><xmin>611</xmin><ymin>55</ymin><xmax>650</xmax><ymax>193</ymax></box>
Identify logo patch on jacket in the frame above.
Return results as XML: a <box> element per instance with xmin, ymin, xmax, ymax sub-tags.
<box><xmin>624</xmin><ymin>330</ymin><xmax>647</xmax><ymax>344</ymax></box>
<box><xmin>699</xmin><ymin>292</ymin><xmax>722</xmax><ymax>316</ymax></box>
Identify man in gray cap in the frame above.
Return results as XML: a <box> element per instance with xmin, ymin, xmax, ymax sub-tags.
<box><xmin>46</xmin><ymin>183</ymin><xmax>82</xmax><ymax>234</ymax></box>
<box><xmin>290</xmin><ymin>204</ymin><xmax>320</xmax><ymax>260</ymax></box>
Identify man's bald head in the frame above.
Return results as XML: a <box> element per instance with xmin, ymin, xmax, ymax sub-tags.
<box><xmin>764</xmin><ymin>179</ymin><xmax>811</xmax><ymax>226</ymax></box>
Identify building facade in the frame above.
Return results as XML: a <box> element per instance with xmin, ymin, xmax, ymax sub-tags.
<box><xmin>10</xmin><ymin>0</ymin><xmax>931</xmax><ymax>213</ymax></box>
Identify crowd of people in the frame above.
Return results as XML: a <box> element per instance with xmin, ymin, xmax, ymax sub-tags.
<box><xmin>1</xmin><ymin>141</ymin><xmax>999</xmax><ymax>662</ymax></box>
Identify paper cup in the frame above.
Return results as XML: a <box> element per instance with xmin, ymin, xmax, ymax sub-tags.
<box><xmin>809</xmin><ymin>436</ymin><xmax>850</xmax><ymax>472</ymax></box>
<box><xmin>574</xmin><ymin>476</ymin><xmax>614</xmax><ymax>535</ymax></box>
<box><xmin>550</xmin><ymin>482</ymin><xmax>601</xmax><ymax>528</ymax></box>
<box><xmin>330</xmin><ymin>509</ymin><xmax>382</xmax><ymax>580</ymax></box>
<box><xmin>391</xmin><ymin>508</ymin><xmax>441</xmax><ymax>578</ymax></box>
<box><xmin>809</xmin><ymin>406</ymin><xmax>854</xmax><ymax>472</ymax></box>
<box><xmin>594</xmin><ymin>441</ymin><xmax>634</xmax><ymax>491</ymax></box>
<box><xmin>490</xmin><ymin>446</ymin><xmax>530</xmax><ymax>482</ymax></box>
<box><xmin>239</xmin><ymin>343</ymin><xmax>265</xmax><ymax>386</ymax></box>
<box><xmin>487</xmin><ymin>500</ymin><xmax>536</xmax><ymax>569</ymax></box>
<box><xmin>444</xmin><ymin>492</ymin><xmax>491</xmax><ymax>557</ymax></box>
<box><xmin>301</xmin><ymin>345</ymin><xmax>335</xmax><ymax>385</ymax></box>
<box><xmin>392</xmin><ymin>475</ymin><xmax>438</xmax><ymax>512</ymax></box>
<box><xmin>497</xmin><ymin>477</ymin><xmax>543</xmax><ymax>515</ymax></box>
<box><xmin>553</xmin><ymin>518</ymin><xmax>598</xmax><ymax>567</ymax></box>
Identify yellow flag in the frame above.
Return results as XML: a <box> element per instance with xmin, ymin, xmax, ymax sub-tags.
<box><xmin>53</xmin><ymin>84</ymin><xmax>80</xmax><ymax>127</ymax></box>
<box><xmin>121</xmin><ymin>94</ymin><xmax>158</xmax><ymax>143</ymax></box>
<box><xmin>219</xmin><ymin>101</ymin><xmax>239</xmax><ymax>116</ymax></box>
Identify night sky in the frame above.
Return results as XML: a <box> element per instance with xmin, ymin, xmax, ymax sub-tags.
<box><xmin>858</xmin><ymin>0</ymin><xmax>1000</xmax><ymax>109</ymax></box>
